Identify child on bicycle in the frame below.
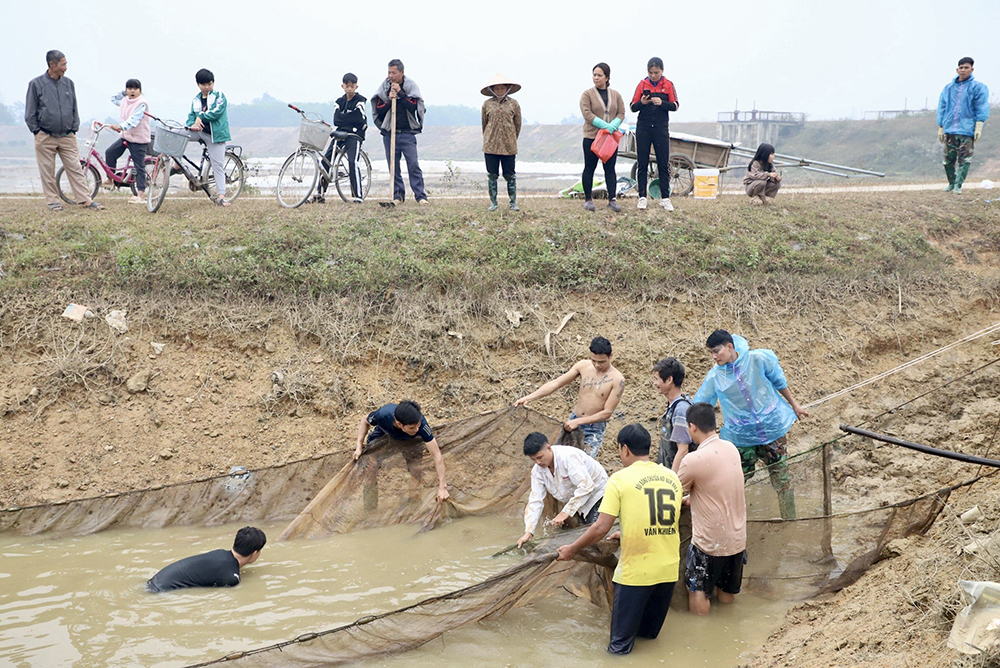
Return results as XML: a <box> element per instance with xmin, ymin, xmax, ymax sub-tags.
<box><xmin>105</xmin><ymin>79</ymin><xmax>151</xmax><ymax>204</ymax></box>
<box><xmin>317</xmin><ymin>73</ymin><xmax>367</xmax><ymax>203</ymax></box>
<box><xmin>186</xmin><ymin>68</ymin><xmax>232</xmax><ymax>206</ymax></box>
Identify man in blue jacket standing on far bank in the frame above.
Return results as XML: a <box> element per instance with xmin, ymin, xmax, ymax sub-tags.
<box><xmin>937</xmin><ymin>56</ymin><xmax>989</xmax><ymax>195</ymax></box>
<box><xmin>693</xmin><ymin>330</ymin><xmax>808</xmax><ymax>520</ymax></box>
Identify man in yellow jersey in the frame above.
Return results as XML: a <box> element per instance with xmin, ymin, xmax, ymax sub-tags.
<box><xmin>557</xmin><ymin>423</ymin><xmax>682</xmax><ymax>655</ymax></box>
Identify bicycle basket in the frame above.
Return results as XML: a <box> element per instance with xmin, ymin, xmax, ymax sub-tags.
<box><xmin>299</xmin><ymin>118</ymin><xmax>329</xmax><ymax>151</ymax></box>
<box><xmin>152</xmin><ymin>126</ymin><xmax>189</xmax><ymax>158</ymax></box>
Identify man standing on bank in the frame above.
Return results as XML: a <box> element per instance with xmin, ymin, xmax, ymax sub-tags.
<box><xmin>693</xmin><ymin>330</ymin><xmax>808</xmax><ymax>519</ymax></box>
<box><xmin>677</xmin><ymin>402</ymin><xmax>747</xmax><ymax>615</ymax></box>
<box><xmin>516</xmin><ymin>431</ymin><xmax>609</xmax><ymax>548</ymax></box>
<box><xmin>630</xmin><ymin>56</ymin><xmax>678</xmax><ymax>212</ymax></box>
<box><xmin>556</xmin><ymin>424</ymin><xmax>682</xmax><ymax>655</ymax></box>
<box><xmin>146</xmin><ymin>527</ymin><xmax>266</xmax><ymax>592</ymax></box>
<box><xmin>514</xmin><ymin>336</ymin><xmax>625</xmax><ymax>458</ymax></box>
<box><xmin>354</xmin><ymin>400</ymin><xmax>450</xmax><ymax>502</ymax></box>
<box><xmin>937</xmin><ymin>56</ymin><xmax>989</xmax><ymax>195</ymax></box>
<box><xmin>372</xmin><ymin>59</ymin><xmax>428</xmax><ymax>204</ymax></box>
<box><xmin>25</xmin><ymin>50</ymin><xmax>104</xmax><ymax>211</ymax></box>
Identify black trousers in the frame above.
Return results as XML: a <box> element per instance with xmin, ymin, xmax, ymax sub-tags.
<box><xmin>484</xmin><ymin>153</ymin><xmax>515</xmax><ymax>177</ymax></box>
<box><xmin>635</xmin><ymin>122</ymin><xmax>671</xmax><ymax>197</ymax></box>
<box><xmin>582</xmin><ymin>138</ymin><xmax>618</xmax><ymax>200</ymax></box>
<box><xmin>608</xmin><ymin>581</ymin><xmax>676</xmax><ymax>655</ymax></box>
<box><xmin>320</xmin><ymin>137</ymin><xmax>363</xmax><ymax>198</ymax></box>
<box><xmin>105</xmin><ymin>138</ymin><xmax>148</xmax><ymax>191</ymax></box>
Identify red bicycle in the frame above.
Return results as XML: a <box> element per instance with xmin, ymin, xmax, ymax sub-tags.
<box><xmin>56</xmin><ymin>121</ymin><xmax>156</xmax><ymax>203</ymax></box>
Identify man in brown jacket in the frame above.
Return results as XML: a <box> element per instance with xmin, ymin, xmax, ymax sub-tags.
<box><xmin>24</xmin><ymin>50</ymin><xmax>104</xmax><ymax>212</ymax></box>
<box><xmin>481</xmin><ymin>75</ymin><xmax>522</xmax><ymax>211</ymax></box>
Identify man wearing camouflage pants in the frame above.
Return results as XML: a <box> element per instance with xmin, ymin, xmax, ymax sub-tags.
<box><xmin>937</xmin><ymin>57</ymin><xmax>989</xmax><ymax>195</ymax></box>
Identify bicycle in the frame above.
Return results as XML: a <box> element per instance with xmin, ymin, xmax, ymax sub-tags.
<box><xmin>276</xmin><ymin>104</ymin><xmax>372</xmax><ymax>208</ymax></box>
<box><xmin>145</xmin><ymin>115</ymin><xmax>247</xmax><ymax>213</ymax></box>
<box><xmin>55</xmin><ymin>121</ymin><xmax>156</xmax><ymax>203</ymax></box>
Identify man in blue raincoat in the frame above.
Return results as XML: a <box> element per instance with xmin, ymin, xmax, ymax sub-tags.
<box><xmin>693</xmin><ymin>330</ymin><xmax>808</xmax><ymax>519</ymax></box>
<box><xmin>937</xmin><ymin>56</ymin><xmax>989</xmax><ymax>195</ymax></box>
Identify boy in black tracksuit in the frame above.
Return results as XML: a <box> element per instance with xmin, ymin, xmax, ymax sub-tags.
<box><xmin>318</xmin><ymin>73</ymin><xmax>367</xmax><ymax>202</ymax></box>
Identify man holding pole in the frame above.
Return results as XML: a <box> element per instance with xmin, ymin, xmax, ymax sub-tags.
<box><xmin>372</xmin><ymin>59</ymin><xmax>427</xmax><ymax>204</ymax></box>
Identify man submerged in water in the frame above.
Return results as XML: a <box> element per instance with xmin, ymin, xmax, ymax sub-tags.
<box><xmin>146</xmin><ymin>526</ymin><xmax>266</xmax><ymax>592</ymax></box>
<box><xmin>514</xmin><ymin>336</ymin><xmax>625</xmax><ymax>458</ymax></box>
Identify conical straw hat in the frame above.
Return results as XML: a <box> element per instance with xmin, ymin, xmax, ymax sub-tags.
<box><xmin>481</xmin><ymin>73</ymin><xmax>521</xmax><ymax>97</ymax></box>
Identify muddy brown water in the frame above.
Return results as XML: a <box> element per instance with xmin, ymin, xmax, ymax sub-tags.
<box><xmin>0</xmin><ymin>517</ymin><xmax>788</xmax><ymax>667</ymax></box>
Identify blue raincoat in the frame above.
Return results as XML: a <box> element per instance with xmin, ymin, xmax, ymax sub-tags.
<box><xmin>692</xmin><ymin>335</ymin><xmax>797</xmax><ymax>449</ymax></box>
<box><xmin>937</xmin><ymin>75</ymin><xmax>990</xmax><ymax>138</ymax></box>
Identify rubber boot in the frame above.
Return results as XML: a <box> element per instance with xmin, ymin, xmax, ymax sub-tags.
<box><xmin>487</xmin><ymin>173</ymin><xmax>499</xmax><ymax>211</ymax></box>
<box><xmin>954</xmin><ymin>162</ymin><xmax>970</xmax><ymax>194</ymax></box>
<box><xmin>777</xmin><ymin>489</ymin><xmax>797</xmax><ymax>520</ymax></box>
<box><xmin>943</xmin><ymin>163</ymin><xmax>955</xmax><ymax>192</ymax></box>
<box><xmin>768</xmin><ymin>463</ymin><xmax>796</xmax><ymax>520</ymax></box>
<box><xmin>506</xmin><ymin>175</ymin><xmax>519</xmax><ymax>211</ymax></box>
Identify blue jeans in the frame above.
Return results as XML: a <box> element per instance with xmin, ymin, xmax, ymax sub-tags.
<box><xmin>569</xmin><ymin>412</ymin><xmax>607</xmax><ymax>458</ymax></box>
<box><xmin>382</xmin><ymin>132</ymin><xmax>426</xmax><ymax>201</ymax></box>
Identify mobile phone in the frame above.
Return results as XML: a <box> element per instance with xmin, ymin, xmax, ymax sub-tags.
<box><xmin>642</xmin><ymin>90</ymin><xmax>651</xmax><ymax>98</ymax></box>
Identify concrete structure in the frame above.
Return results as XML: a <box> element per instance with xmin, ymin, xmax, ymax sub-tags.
<box><xmin>717</xmin><ymin>109</ymin><xmax>805</xmax><ymax>147</ymax></box>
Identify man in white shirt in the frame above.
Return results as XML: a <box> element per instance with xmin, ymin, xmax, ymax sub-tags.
<box><xmin>516</xmin><ymin>432</ymin><xmax>609</xmax><ymax>548</ymax></box>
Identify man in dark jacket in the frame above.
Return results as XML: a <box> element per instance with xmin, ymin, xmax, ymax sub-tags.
<box><xmin>372</xmin><ymin>59</ymin><xmax>427</xmax><ymax>204</ymax></box>
<box><xmin>24</xmin><ymin>50</ymin><xmax>103</xmax><ymax>211</ymax></box>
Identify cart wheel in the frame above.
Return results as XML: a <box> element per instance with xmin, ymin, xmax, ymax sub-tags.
<box><xmin>668</xmin><ymin>154</ymin><xmax>695</xmax><ymax>197</ymax></box>
<box><xmin>629</xmin><ymin>161</ymin><xmax>659</xmax><ymax>183</ymax></box>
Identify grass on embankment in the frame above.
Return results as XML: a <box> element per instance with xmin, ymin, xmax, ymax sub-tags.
<box><xmin>0</xmin><ymin>192</ymin><xmax>997</xmax><ymax>299</ymax></box>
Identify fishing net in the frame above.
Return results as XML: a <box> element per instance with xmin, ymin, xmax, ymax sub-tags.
<box><xmin>182</xmin><ymin>529</ymin><xmax>616</xmax><ymax>668</ymax></box>
<box><xmin>280</xmin><ymin>407</ymin><xmax>577</xmax><ymax>539</ymax></box>
<box><xmin>0</xmin><ymin>453</ymin><xmax>345</xmax><ymax>536</ymax></box>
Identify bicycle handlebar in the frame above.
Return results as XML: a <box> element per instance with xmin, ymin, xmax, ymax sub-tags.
<box><xmin>288</xmin><ymin>104</ymin><xmax>302</xmax><ymax>113</ymax></box>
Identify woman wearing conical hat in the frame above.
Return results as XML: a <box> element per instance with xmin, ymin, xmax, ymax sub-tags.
<box><xmin>481</xmin><ymin>74</ymin><xmax>522</xmax><ymax>211</ymax></box>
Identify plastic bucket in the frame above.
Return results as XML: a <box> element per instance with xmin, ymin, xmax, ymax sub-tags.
<box><xmin>693</xmin><ymin>168</ymin><xmax>719</xmax><ymax>199</ymax></box>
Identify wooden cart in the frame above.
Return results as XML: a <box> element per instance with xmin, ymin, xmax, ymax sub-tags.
<box><xmin>618</xmin><ymin>130</ymin><xmax>734</xmax><ymax>197</ymax></box>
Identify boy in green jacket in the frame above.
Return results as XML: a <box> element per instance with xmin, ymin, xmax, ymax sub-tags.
<box><xmin>186</xmin><ymin>68</ymin><xmax>232</xmax><ymax>206</ymax></box>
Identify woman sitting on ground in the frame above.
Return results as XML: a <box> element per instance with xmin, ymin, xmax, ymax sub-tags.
<box><xmin>744</xmin><ymin>143</ymin><xmax>781</xmax><ymax>204</ymax></box>
<box><xmin>579</xmin><ymin>62</ymin><xmax>625</xmax><ymax>213</ymax></box>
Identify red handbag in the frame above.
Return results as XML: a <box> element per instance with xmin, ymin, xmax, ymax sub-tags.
<box><xmin>591</xmin><ymin>128</ymin><xmax>623</xmax><ymax>163</ymax></box>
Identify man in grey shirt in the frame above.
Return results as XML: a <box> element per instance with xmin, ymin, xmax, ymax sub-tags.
<box><xmin>25</xmin><ymin>50</ymin><xmax>103</xmax><ymax>211</ymax></box>
<box><xmin>651</xmin><ymin>357</ymin><xmax>693</xmax><ymax>471</ymax></box>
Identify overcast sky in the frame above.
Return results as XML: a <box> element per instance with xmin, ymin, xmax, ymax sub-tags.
<box><xmin>2</xmin><ymin>0</ymin><xmax>998</xmax><ymax>125</ymax></box>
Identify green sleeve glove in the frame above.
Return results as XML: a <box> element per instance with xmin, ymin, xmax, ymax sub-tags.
<box><xmin>937</xmin><ymin>127</ymin><xmax>944</xmax><ymax>144</ymax></box>
<box><xmin>608</xmin><ymin>118</ymin><xmax>622</xmax><ymax>132</ymax></box>
<box><xmin>591</xmin><ymin>117</ymin><xmax>611</xmax><ymax>131</ymax></box>
<box><xmin>975</xmin><ymin>121</ymin><xmax>984</xmax><ymax>142</ymax></box>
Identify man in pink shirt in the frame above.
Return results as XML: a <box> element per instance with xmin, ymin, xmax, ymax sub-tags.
<box><xmin>676</xmin><ymin>402</ymin><xmax>747</xmax><ymax>615</ymax></box>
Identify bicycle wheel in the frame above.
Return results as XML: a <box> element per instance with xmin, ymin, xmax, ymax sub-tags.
<box><xmin>56</xmin><ymin>163</ymin><xmax>101</xmax><ymax>204</ymax></box>
<box><xmin>333</xmin><ymin>148</ymin><xmax>372</xmax><ymax>202</ymax></box>
<box><xmin>277</xmin><ymin>149</ymin><xmax>319</xmax><ymax>208</ymax></box>
<box><xmin>222</xmin><ymin>152</ymin><xmax>246</xmax><ymax>202</ymax></box>
<box><xmin>146</xmin><ymin>156</ymin><xmax>170</xmax><ymax>213</ymax></box>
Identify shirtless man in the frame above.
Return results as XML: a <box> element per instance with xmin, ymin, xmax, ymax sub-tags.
<box><xmin>515</xmin><ymin>336</ymin><xmax>625</xmax><ymax>458</ymax></box>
